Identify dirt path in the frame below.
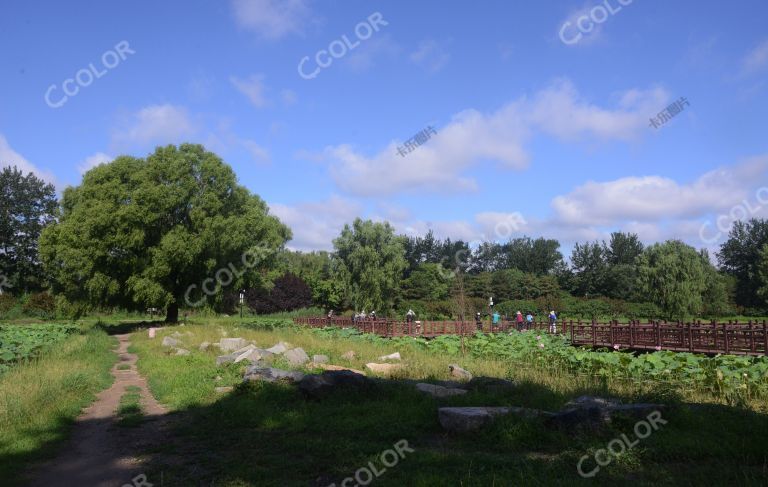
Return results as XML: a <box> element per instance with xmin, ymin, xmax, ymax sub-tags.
<box><xmin>25</xmin><ymin>334</ymin><xmax>172</xmax><ymax>487</ymax></box>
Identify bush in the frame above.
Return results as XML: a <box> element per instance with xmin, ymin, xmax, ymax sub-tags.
<box><xmin>0</xmin><ymin>294</ymin><xmax>17</xmax><ymax>315</ymax></box>
<box><xmin>246</xmin><ymin>273</ymin><xmax>313</xmax><ymax>314</ymax></box>
<box><xmin>21</xmin><ymin>293</ymin><xmax>55</xmax><ymax>318</ymax></box>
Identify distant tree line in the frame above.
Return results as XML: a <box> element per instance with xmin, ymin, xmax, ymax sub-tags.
<box><xmin>2</xmin><ymin>144</ymin><xmax>768</xmax><ymax>322</ymax></box>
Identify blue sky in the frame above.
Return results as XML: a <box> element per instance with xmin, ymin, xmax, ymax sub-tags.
<box><xmin>1</xmin><ymin>0</ymin><xmax>767</xmax><ymax>255</ymax></box>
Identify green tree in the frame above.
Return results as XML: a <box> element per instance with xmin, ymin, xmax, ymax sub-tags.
<box><xmin>333</xmin><ymin>218</ymin><xmax>406</xmax><ymax>312</ymax></box>
<box><xmin>402</xmin><ymin>263</ymin><xmax>451</xmax><ymax>300</ymax></box>
<box><xmin>636</xmin><ymin>240</ymin><xmax>708</xmax><ymax>320</ymax></box>
<box><xmin>718</xmin><ymin>219</ymin><xmax>768</xmax><ymax>310</ymax></box>
<box><xmin>0</xmin><ymin>166</ymin><xmax>57</xmax><ymax>293</ymax></box>
<box><xmin>605</xmin><ymin>232</ymin><xmax>644</xmax><ymax>266</ymax></box>
<box><xmin>571</xmin><ymin>242</ymin><xmax>609</xmax><ymax>297</ymax></box>
<box><xmin>39</xmin><ymin>144</ymin><xmax>290</xmax><ymax>322</ymax></box>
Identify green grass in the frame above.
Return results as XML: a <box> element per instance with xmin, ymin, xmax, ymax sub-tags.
<box><xmin>116</xmin><ymin>385</ymin><xmax>144</xmax><ymax>427</ymax></box>
<box><xmin>129</xmin><ymin>321</ymin><xmax>768</xmax><ymax>486</ymax></box>
<box><xmin>0</xmin><ymin>328</ymin><xmax>116</xmax><ymax>483</ymax></box>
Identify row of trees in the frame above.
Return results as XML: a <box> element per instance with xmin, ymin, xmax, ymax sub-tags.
<box><xmin>2</xmin><ymin>143</ymin><xmax>768</xmax><ymax>321</ymax></box>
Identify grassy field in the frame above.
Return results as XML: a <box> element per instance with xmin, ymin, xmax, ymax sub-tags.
<box><xmin>0</xmin><ymin>327</ymin><xmax>116</xmax><ymax>481</ymax></box>
<box><xmin>128</xmin><ymin>319</ymin><xmax>768</xmax><ymax>486</ymax></box>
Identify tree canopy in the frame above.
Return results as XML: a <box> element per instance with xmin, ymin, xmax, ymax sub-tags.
<box><xmin>39</xmin><ymin>144</ymin><xmax>290</xmax><ymax>322</ymax></box>
<box><xmin>0</xmin><ymin>166</ymin><xmax>57</xmax><ymax>293</ymax></box>
<box><xmin>333</xmin><ymin>218</ymin><xmax>407</xmax><ymax>312</ymax></box>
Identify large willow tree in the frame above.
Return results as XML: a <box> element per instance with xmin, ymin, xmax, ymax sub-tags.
<box><xmin>40</xmin><ymin>144</ymin><xmax>290</xmax><ymax>322</ymax></box>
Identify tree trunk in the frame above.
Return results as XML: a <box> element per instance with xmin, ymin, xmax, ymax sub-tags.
<box><xmin>165</xmin><ymin>302</ymin><xmax>179</xmax><ymax>323</ymax></box>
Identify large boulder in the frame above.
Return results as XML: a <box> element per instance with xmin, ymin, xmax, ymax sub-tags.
<box><xmin>365</xmin><ymin>363</ymin><xmax>403</xmax><ymax>376</ymax></box>
<box><xmin>216</xmin><ymin>353</ymin><xmax>238</xmax><ymax>366</ymax></box>
<box><xmin>284</xmin><ymin>347</ymin><xmax>310</xmax><ymax>366</ymax></box>
<box><xmin>298</xmin><ymin>370</ymin><xmax>373</xmax><ymax>400</ymax></box>
<box><xmin>546</xmin><ymin>395</ymin><xmax>666</xmax><ymax>431</ymax></box>
<box><xmin>243</xmin><ymin>366</ymin><xmax>305</xmax><ymax>384</ymax></box>
<box><xmin>219</xmin><ymin>338</ymin><xmax>248</xmax><ymax>353</ymax></box>
<box><xmin>162</xmin><ymin>336</ymin><xmax>182</xmax><ymax>348</ymax></box>
<box><xmin>378</xmin><ymin>352</ymin><xmax>401</xmax><ymax>361</ymax></box>
<box><xmin>267</xmin><ymin>342</ymin><xmax>291</xmax><ymax>354</ymax></box>
<box><xmin>438</xmin><ymin>407</ymin><xmax>511</xmax><ymax>433</ymax></box>
<box><xmin>448</xmin><ymin>364</ymin><xmax>473</xmax><ymax>381</ymax></box>
<box><xmin>234</xmin><ymin>347</ymin><xmax>273</xmax><ymax>364</ymax></box>
<box><xmin>415</xmin><ymin>383</ymin><xmax>468</xmax><ymax>399</ymax></box>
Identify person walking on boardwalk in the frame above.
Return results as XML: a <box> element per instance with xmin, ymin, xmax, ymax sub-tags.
<box><xmin>406</xmin><ymin>309</ymin><xmax>415</xmax><ymax>323</ymax></box>
<box><xmin>475</xmin><ymin>312</ymin><xmax>483</xmax><ymax>332</ymax></box>
<box><xmin>548</xmin><ymin>310</ymin><xmax>557</xmax><ymax>334</ymax></box>
<box><xmin>526</xmin><ymin>312</ymin><xmax>533</xmax><ymax>331</ymax></box>
<box><xmin>516</xmin><ymin>311</ymin><xmax>524</xmax><ymax>331</ymax></box>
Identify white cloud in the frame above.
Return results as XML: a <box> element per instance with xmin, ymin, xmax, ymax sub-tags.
<box><xmin>409</xmin><ymin>40</ymin><xmax>450</xmax><ymax>73</ymax></box>
<box><xmin>326</xmin><ymin>80</ymin><xmax>668</xmax><ymax>196</ymax></box>
<box><xmin>112</xmin><ymin>104</ymin><xmax>197</xmax><ymax>146</ymax></box>
<box><xmin>0</xmin><ymin>134</ymin><xmax>57</xmax><ymax>186</ymax></box>
<box><xmin>270</xmin><ymin>196</ymin><xmax>361</xmax><ymax>251</ymax></box>
<box><xmin>742</xmin><ymin>39</ymin><xmax>768</xmax><ymax>74</ymax></box>
<box><xmin>78</xmin><ymin>152</ymin><xmax>112</xmax><ymax>174</ymax></box>
<box><xmin>551</xmin><ymin>155</ymin><xmax>768</xmax><ymax>226</ymax></box>
<box><xmin>231</xmin><ymin>0</ymin><xmax>310</xmax><ymax>40</ymax></box>
<box><xmin>230</xmin><ymin>74</ymin><xmax>268</xmax><ymax>108</ymax></box>
<box><xmin>343</xmin><ymin>34</ymin><xmax>400</xmax><ymax>72</ymax></box>
<box><xmin>241</xmin><ymin>139</ymin><xmax>270</xmax><ymax>164</ymax></box>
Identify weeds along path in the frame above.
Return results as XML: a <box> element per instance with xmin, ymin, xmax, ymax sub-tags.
<box><xmin>26</xmin><ymin>333</ymin><xmax>172</xmax><ymax>487</ymax></box>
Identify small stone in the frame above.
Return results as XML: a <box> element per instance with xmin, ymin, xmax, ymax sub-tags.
<box><xmin>365</xmin><ymin>363</ymin><xmax>403</xmax><ymax>376</ymax></box>
<box><xmin>243</xmin><ymin>367</ymin><xmax>305</xmax><ymax>383</ymax></box>
<box><xmin>438</xmin><ymin>407</ymin><xmax>511</xmax><ymax>433</ymax></box>
<box><xmin>415</xmin><ymin>383</ymin><xmax>468</xmax><ymax>398</ymax></box>
<box><xmin>219</xmin><ymin>338</ymin><xmax>248</xmax><ymax>353</ymax></box>
<box><xmin>199</xmin><ymin>342</ymin><xmax>211</xmax><ymax>352</ymax></box>
<box><xmin>378</xmin><ymin>352</ymin><xmax>402</xmax><ymax>361</ymax></box>
<box><xmin>215</xmin><ymin>386</ymin><xmax>234</xmax><ymax>394</ymax></box>
<box><xmin>313</xmin><ymin>354</ymin><xmax>330</xmax><ymax>364</ymax></box>
<box><xmin>448</xmin><ymin>364</ymin><xmax>473</xmax><ymax>381</ymax></box>
<box><xmin>162</xmin><ymin>336</ymin><xmax>182</xmax><ymax>348</ymax></box>
<box><xmin>175</xmin><ymin>348</ymin><xmax>191</xmax><ymax>356</ymax></box>
<box><xmin>310</xmin><ymin>363</ymin><xmax>366</xmax><ymax>375</ymax></box>
<box><xmin>284</xmin><ymin>347</ymin><xmax>310</xmax><ymax>366</ymax></box>
<box><xmin>341</xmin><ymin>351</ymin><xmax>356</xmax><ymax>360</ymax></box>
<box><xmin>216</xmin><ymin>354</ymin><xmax>238</xmax><ymax>366</ymax></box>
<box><xmin>267</xmin><ymin>342</ymin><xmax>291</xmax><ymax>354</ymax></box>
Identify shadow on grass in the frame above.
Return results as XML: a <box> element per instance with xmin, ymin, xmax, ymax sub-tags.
<box><xmin>94</xmin><ymin>320</ymin><xmax>165</xmax><ymax>335</ymax></box>
<box><xmin>7</xmin><ymin>361</ymin><xmax>768</xmax><ymax>486</ymax></box>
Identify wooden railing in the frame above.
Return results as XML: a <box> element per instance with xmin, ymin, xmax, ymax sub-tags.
<box><xmin>293</xmin><ymin>317</ymin><xmax>768</xmax><ymax>356</ymax></box>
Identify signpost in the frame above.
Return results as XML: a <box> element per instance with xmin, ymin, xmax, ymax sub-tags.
<box><xmin>239</xmin><ymin>290</ymin><xmax>245</xmax><ymax>319</ymax></box>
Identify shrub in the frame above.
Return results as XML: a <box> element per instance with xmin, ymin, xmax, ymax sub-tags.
<box><xmin>21</xmin><ymin>293</ymin><xmax>55</xmax><ymax>318</ymax></box>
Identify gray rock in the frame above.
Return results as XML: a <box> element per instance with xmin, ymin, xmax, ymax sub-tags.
<box><xmin>565</xmin><ymin>395</ymin><xmax>622</xmax><ymax>410</ymax></box>
<box><xmin>466</xmin><ymin>377</ymin><xmax>517</xmax><ymax>392</ymax></box>
<box><xmin>216</xmin><ymin>353</ymin><xmax>238</xmax><ymax>366</ymax></box>
<box><xmin>365</xmin><ymin>363</ymin><xmax>403</xmax><ymax>376</ymax></box>
<box><xmin>162</xmin><ymin>336</ymin><xmax>182</xmax><ymax>348</ymax></box>
<box><xmin>199</xmin><ymin>342</ymin><xmax>212</xmax><ymax>352</ymax></box>
<box><xmin>175</xmin><ymin>348</ymin><xmax>191</xmax><ymax>356</ymax></box>
<box><xmin>448</xmin><ymin>364</ymin><xmax>473</xmax><ymax>381</ymax></box>
<box><xmin>284</xmin><ymin>347</ymin><xmax>310</xmax><ymax>366</ymax></box>
<box><xmin>415</xmin><ymin>383</ymin><xmax>468</xmax><ymax>398</ymax></box>
<box><xmin>243</xmin><ymin>366</ymin><xmax>305</xmax><ymax>383</ymax></box>
<box><xmin>438</xmin><ymin>407</ymin><xmax>511</xmax><ymax>433</ymax></box>
<box><xmin>219</xmin><ymin>338</ymin><xmax>248</xmax><ymax>352</ymax></box>
<box><xmin>233</xmin><ymin>344</ymin><xmax>257</xmax><ymax>355</ymax></box>
<box><xmin>267</xmin><ymin>342</ymin><xmax>290</xmax><ymax>354</ymax></box>
<box><xmin>378</xmin><ymin>352</ymin><xmax>402</xmax><ymax>361</ymax></box>
<box><xmin>298</xmin><ymin>370</ymin><xmax>373</xmax><ymax>400</ymax></box>
<box><xmin>215</xmin><ymin>386</ymin><xmax>234</xmax><ymax>394</ymax></box>
<box><xmin>313</xmin><ymin>354</ymin><xmax>330</xmax><ymax>364</ymax></box>
<box><xmin>547</xmin><ymin>395</ymin><xmax>666</xmax><ymax>431</ymax></box>
<box><xmin>235</xmin><ymin>348</ymin><xmax>274</xmax><ymax>364</ymax></box>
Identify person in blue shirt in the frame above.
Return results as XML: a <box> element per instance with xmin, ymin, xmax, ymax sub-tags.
<box><xmin>548</xmin><ymin>310</ymin><xmax>557</xmax><ymax>334</ymax></box>
<box><xmin>526</xmin><ymin>312</ymin><xmax>533</xmax><ymax>331</ymax></box>
<box><xmin>492</xmin><ymin>311</ymin><xmax>500</xmax><ymax>325</ymax></box>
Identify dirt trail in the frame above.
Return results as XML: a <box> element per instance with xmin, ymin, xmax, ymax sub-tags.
<box><xmin>26</xmin><ymin>334</ymin><xmax>172</xmax><ymax>487</ymax></box>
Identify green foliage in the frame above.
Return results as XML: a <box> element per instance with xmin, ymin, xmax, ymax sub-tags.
<box><xmin>333</xmin><ymin>218</ymin><xmax>407</xmax><ymax>312</ymax></box>
<box><xmin>637</xmin><ymin>240</ymin><xmax>710</xmax><ymax>320</ymax></box>
<box><xmin>718</xmin><ymin>219</ymin><xmax>768</xmax><ymax>310</ymax></box>
<box><xmin>21</xmin><ymin>292</ymin><xmax>56</xmax><ymax>319</ymax></box>
<box><xmin>39</xmin><ymin>144</ymin><xmax>290</xmax><ymax>322</ymax></box>
<box><xmin>0</xmin><ymin>324</ymin><xmax>79</xmax><ymax>374</ymax></box>
<box><xmin>0</xmin><ymin>166</ymin><xmax>57</xmax><ymax>294</ymax></box>
<box><xmin>401</xmin><ymin>263</ymin><xmax>451</xmax><ymax>300</ymax></box>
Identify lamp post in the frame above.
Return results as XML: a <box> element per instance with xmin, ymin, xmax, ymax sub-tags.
<box><xmin>488</xmin><ymin>296</ymin><xmax>494</xmax><ymax>328</ymax></box>
<box><xmin>239</xmin><ymin>290</ymin><xmax>245</xmax><ymax>320</ymax></box>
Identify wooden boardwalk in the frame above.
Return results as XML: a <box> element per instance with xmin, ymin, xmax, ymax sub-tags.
<box><xmin>293</xmin><ymin>317</ymin><xmax>768</xmax><ymax>357</ymax></box>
